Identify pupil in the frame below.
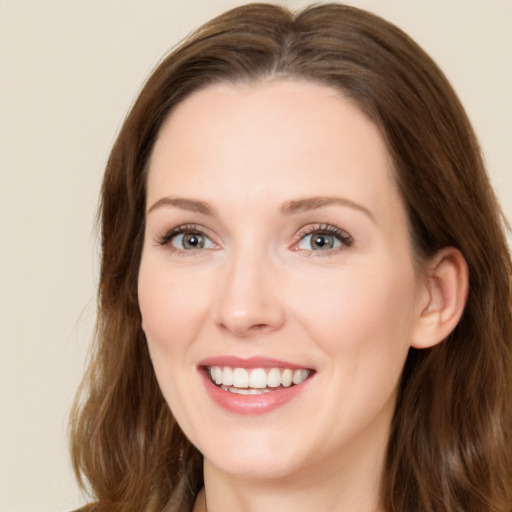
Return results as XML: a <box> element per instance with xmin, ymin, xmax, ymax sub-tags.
<box><xmin>312</xmin><ymin>234</ymin><xmax>333</xmax><ymax>250</ymax></box>
<box><xmin>183</xmin><ymin>233</ymin><xmax>204</xmax><ymax>248</ymax></box>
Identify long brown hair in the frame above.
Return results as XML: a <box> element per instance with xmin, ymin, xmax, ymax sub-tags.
<box><xmin>70</xmin><ymin>4</ymin><xmax>512</xmax><ymax>511</ymax></box>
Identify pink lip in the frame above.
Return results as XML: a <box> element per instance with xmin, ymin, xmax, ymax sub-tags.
<box><xmin>198</xmin><ymin>355</ymin><xmax>309</xmax><ymax>370</ymax></box>
<box><xmin>197</xmin><ymin>356</ymin><xmax>314</xmax><ymax>416</ymax></box>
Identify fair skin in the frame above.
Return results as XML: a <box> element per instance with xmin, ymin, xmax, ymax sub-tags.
<box><xmin>138</xmin><ymin>80</ymin><xmax>468</xmax><ymax>512</ymax></box>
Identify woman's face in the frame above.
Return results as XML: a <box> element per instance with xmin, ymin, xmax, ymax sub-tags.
<box><xmin>138</xmin><ymin>80</ymin><xmax>428</xmax><ymax>482</ymax></box>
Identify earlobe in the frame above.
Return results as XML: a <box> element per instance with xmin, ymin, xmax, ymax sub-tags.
<box><xmin>411</xmin><ymin>247</ymin><xmax>469</xmax><ymax>349</ymax></box>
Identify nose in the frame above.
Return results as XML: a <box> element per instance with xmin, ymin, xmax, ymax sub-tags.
<box><xmin>214</xmin><ymin>248</ymin><xmax>286</xmax><ymax>337</ymax></box>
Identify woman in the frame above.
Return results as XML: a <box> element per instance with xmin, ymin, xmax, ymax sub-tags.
<box><xmin>70</xmin><ymin>3</ymin><xmax>512</xmax><ymax>512</ymax></box>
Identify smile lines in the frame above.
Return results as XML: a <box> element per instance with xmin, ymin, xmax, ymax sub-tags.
<box><xmin>208</xmin><ymin>366</ymin><xmax>311</xmax><ymax>394</ymax></box>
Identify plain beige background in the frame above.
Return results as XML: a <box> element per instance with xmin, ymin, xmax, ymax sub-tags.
<box><xmin>1</xmin><ymin>1</ymin><xmax>510</xmax><ymax>511</ymax></box>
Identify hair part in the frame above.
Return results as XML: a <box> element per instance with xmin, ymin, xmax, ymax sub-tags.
<box><xmin>70</xmin><ymin>3</ymin><xmax>512</xmax><ymax>511</ymax></box>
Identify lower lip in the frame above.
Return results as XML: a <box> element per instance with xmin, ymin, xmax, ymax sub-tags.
<box><xmin>200</xmin><ymin>369</ymin><xmax>312</xmax><ymax>416</ymax></box>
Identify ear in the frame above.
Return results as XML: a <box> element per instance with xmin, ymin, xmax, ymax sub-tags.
<box><xmin>411</xmin><ymin>247</ymin><xmax>469</xmax><ymax>349</ymax></box>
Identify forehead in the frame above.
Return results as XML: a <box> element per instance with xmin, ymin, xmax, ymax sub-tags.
<box><xmin>147</xmin><ymin>79</ymin><xmax>402</xmax><ymax>226</ymax></box>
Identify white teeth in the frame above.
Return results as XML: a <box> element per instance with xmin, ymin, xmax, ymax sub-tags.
<box><xmin>293</xmin><ymin>369</ymin><xmax>309</xmax><ymax>385</ymax></box>
<box><xmin>267</xmin><ymin>367</ymin><xmax>281</xmax><ymax>388</ymax></box>
<box><xmin>221</xmin><ymin>385</ymin><xmax>273</xmax><ymax>395</ymax></box>
<box><xmin>208</xmin><ymin>366</ymin><xmax>311</xmax><ymax>390</ymax></box>
<box><xmin>232</xmin><ymin>368</ymin><xmax>249</xmax><ymax>388</ymax></box>
<box><xmin>213</xmin><ymin>366</ymin><xmax>223</xmax><ymax>385</ymax></box>
<box><xmin>281</xmin><ymin>368</ymin><xmax>293</xmax><ymax>387</ymax></box>
<box><xmin>249</xmin><ymin>368</ymin><xmax>267</xmax><ymax>389</ymax></box>
<box><xmin>222</xmin><ymin>366</ymin><xmax>233</xmax><ymax>386</ymax></box>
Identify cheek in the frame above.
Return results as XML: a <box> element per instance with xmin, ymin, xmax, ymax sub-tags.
<box><xmin>138</xmin><ymin>258</ymin><xmax>211</xmax><ymax>350</ymax></box>
<box><xmin>292</xmin><ymin>259</ymin><xmax>418</xmax><ymax>359</ymax></box>
<box><xmin>137</xmin><ymin>257</ymin><xmax>210</xmax><ymax>423</ymax></box>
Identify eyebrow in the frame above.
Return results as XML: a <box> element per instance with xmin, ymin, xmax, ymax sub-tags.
<box><xmin>147</xmin><ymin>197</ymin><xmax>215</xmax><ymax>216</ymax></box>
<box><xmin>146</xmin><ymin>195</ymin><xmax>374</xmax><ymax>221</ymax></box>
<box><xmin>280</xmin><ymin>196</ymin><xmax>374</xmax><ymax>221</ymax></box>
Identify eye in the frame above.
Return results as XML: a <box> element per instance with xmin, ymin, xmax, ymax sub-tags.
<box><xmin>298</xmin><ymin>233</ymin><xmax>341</xmax><ymax>250</ymax></box>
<box><xmin>157</xmin><ymin>225</ymin><xmax>217</xmax><ymax>251</ymax></box>
<box><xmin>294</xmin><ymin>225</ymin><xmax>353</xmax><ymax>252</ymax></box>
<box><xmin>172</xmin><ymin>232</ymin><xmax>214</xmax><ymax>250</ymax></box>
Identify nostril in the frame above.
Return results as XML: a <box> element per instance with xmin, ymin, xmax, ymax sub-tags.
<box><xmin>217</xmin><ymin>319</ymin><xmax>276</xmax><ymax>338</ymax></box>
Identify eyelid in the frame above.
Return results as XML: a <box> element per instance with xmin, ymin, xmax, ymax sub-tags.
<box><xmin>154</xmin><ymin>222</ymin><xmax>352</xmax><ymax>255</ymax></box>
<box><xmin>291</xmin><ymin>224</ymin><xmax>353</xmax><ymax>253</ymax></box>
<box><xmin>155</xmin><ymin>223</ymin><xmax>219</xmax><ymax>251</ymax></box>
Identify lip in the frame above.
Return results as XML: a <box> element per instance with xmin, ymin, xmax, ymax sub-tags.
<box><xmin>199</xmin><ymin>355</ymin><xmax>309</xmax><ymax>370</ymax></box>
<box><xmin>198</xmin><ymin>356</ymin><xmax>314</xmax><ymax>416</ymax></box>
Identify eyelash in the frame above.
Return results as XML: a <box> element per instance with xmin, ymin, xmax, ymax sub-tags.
<box><xmin>293</xmin><ymin>224</ymin><xmax>353</xmax><ymax>255</ymax></box>
<box><xmin>155</xmin><ymin>223</ymin><xmax>353</xmax><ymax>255</ymax></box>
<box><xmin>156</xmin><ymin>224</ymin><xmax>212</xmax><ymax>249</ymax></box>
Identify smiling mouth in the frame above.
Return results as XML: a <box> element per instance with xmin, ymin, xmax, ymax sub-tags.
<box><xmin>207</xmin><ymin>366</ymin><xmax>312</xmax><ymax>395</ymax></box>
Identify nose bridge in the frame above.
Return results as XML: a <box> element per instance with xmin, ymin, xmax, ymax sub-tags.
<box><xmin>215</xmin><ymin>240</ymin><xmax>285</xmax><ymax>336</ymax></box>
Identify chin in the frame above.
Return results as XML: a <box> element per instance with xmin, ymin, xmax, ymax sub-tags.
<box><xmin>198</xmin><ymin>427</ymin><xmax>309</xmax><ymax>480</ymax></box>
<box><xmin>207</xmin><ymin>452</ymin><xmax>301</xmax><ymax>481</ymax></box>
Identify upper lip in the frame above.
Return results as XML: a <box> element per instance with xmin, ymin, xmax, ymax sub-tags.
<box><xmin>198</xmin><ymin>355</ymin><xmax>312</xmax><ymax>370</ymax></box>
